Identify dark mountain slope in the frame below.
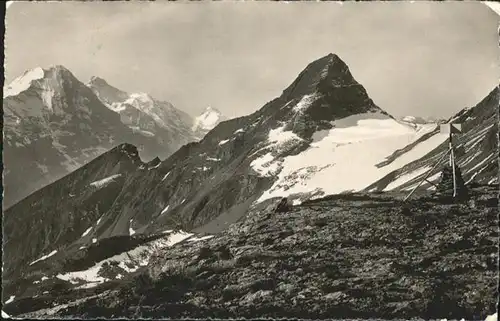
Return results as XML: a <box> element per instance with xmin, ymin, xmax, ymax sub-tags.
<box><xmin>3</xmin><ymin>144</ymin><xmax>144</xmax><ymax>282</ymax></box>
<box><xmin>365</xmin><ymin>85</ymin><xmax>499</xmax><ymax>193</ymax></box>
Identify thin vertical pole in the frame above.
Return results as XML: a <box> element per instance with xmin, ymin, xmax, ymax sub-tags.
<box><xmin>451</xmin><ymin>147</ymin><xmax>457</xmax><ymax>197</ymax></box>
<box><xmin>403</xmin><ymin>148</ymin><xmax>451</xmax><ymax>202</ymax></box>
<box><xmin>449</xmin><ymin>131</ymin><xmax>457</xmax><ymax>198</ymax></box>
<box><xmin>448</xmin><ymin>132</ymin><xmax>453</xmax><ymax>167</ymax></box>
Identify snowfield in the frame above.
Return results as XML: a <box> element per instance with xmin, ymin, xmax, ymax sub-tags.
<box><xmin>254</xmin><ymin>112</ymin><xmax>445</xmax><ymax>202</ymax></box>
<box><xmin>384</xmin><ymin>166</ymin><xmax>432</xmax><ymax>191</ymax></box>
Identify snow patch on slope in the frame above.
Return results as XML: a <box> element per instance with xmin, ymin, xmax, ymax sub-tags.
<box><xmin>81</xmin><ymin>227</ymin><xmax>93</xmax><ymax>237</ymax></box>
<box><xmin>55</xmin><ymin>231</ymin><xmax>194</xmax><ymax>288</ymax></box>
<box><xmin>29</xmin><ymin>250</ymin><xmax>58</xmax><ymax>266</ymax></box>
<box><xmin>89</xmin><ymin>174</ymin><xmax>122</xmax><ymax>189</ymax></box>
<box><xmin>129</xmin><ymin>219</ymin><xmax>136</xmax><ymax>236</ymax></box>
<box><xmin>161</xmin><ymin>205</ymin><xmax>170</xmax><ymax>214</ymax></box>
<box><xmin>187</xmin><ymin>235</ymin><xmax>214</xmax><ymax>242</ymax></box>
<box><xmin>4</xmin><ymin>67</ymin><xmax>45</xmax><ymax>98</ymax></box>
<box><xmin>292</xmin><ymin>93</ymin><xmax>318</xmax><ymax>113</ymax></box>
<box><xmin>250</xmin><ymin>153</ymin><xmax>281</xmax><ymax>177</ymax></box>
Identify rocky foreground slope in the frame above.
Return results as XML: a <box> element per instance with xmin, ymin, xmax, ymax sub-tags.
<box><xmin>3</xmin><ymin>185</ymin><xmax>498</xmax><ymax>319</ymax></box>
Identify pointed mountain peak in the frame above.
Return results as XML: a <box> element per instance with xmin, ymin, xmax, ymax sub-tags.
<box><xmin>42</xmin><ymin>65</ymin><xmax>79</xmax><ymax>80</ymax></box>
<box><xmin>47</xmin><ymin>64</ymin><xmax>71</xmax><ymax>72</ymax></box>
<box><xmin>41</xmin><ymin>65</ymin><xmax>83</xmax><ymax>85</ymax></box>
<box><xmin>114</xmin><ymin>143</ymin><xmax>142</xmax><ymax>162</ymax></box>
<box><xmin>87</xmin><ymin>76</ymin><xmax>129</xmax><ymax>105</ymax></box>
<box><xmin>281</xmin><ymin>53</ymin><xmax>356</xmax><ymax>101</ymax></box>
<box><xmin>193</xmin><ymin>106</ymin><xmax>226</xmax><ymax>133</ymax></box>
<box><xmin>202</xmin><ymin>106</ymin><xmax>222</xmax><ymax>115</ymax></box>
<box><xmin>88</xmin><ymin>76</ymin><xmax>110</xmax><ymax>87</ymax></box>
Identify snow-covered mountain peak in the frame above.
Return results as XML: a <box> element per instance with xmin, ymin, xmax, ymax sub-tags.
<box><xmin>203</xmin><ymin>105</ymin><xmax>222</xmax><ymax>114</ymax></box>
<box><xmin>127</xmin><ymin>92</ymin><xmax>155</xmax><ymax>106</ymax></box>
<box><xmin>4</xmin><ymin>67</ymin><xmax>45</xmax><ymax>98</ymax></box>
<box><xmin>87</xmin><ymin>76</ymin><xmax>129</xmax><ymax>108</ymax></box>
<box><xmin>192</xmin><ymin>106</ymin><xmax>227</xmax><ymax>136</ymax></box>
<box><xmin>3</xmin><ymin>65</ymin><xmax>94</xmax><ymax>117</ymax></box>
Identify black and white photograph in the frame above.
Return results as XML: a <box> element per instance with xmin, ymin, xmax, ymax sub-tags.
<box><xmin>2</xmin><ymin>1</ymin><xmax>499</xmax><ymax>319</ymax></box>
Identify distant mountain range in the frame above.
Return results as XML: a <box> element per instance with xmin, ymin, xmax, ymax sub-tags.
<box><xmin>399</xmin><ymin>115</ymin><xmax>446</xmax><ymax>126</ymax></box>
<box><xmin>2</xmin><ymin>54</ymin><xmax>498</xmax><ymax>319</ymax></box>
<box><xmin>2</xmin><ymin>67</ymin><xmax>226</xmax><ymax>208</ymax></box>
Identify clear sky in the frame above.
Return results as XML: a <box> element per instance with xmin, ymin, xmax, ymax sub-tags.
<box><xmin>4</xmin><ymin>1</ymin><xmax>500</xmax><ymax>119</ymax></box>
